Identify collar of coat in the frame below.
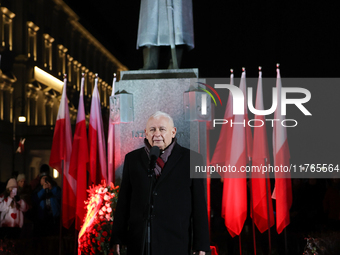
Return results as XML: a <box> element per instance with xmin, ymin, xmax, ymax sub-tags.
<box><xmin>144</xmin><ymin>137</ymin><xmax>177</xmax><ymax>164</ymax></box>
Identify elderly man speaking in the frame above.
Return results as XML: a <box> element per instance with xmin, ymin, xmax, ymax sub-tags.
<box><xmin>111</xmin><ymin>111</ymin><xmax>210</xmax><ymax>255</ymax></box>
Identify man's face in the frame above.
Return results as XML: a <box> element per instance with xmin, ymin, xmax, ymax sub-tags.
<box><xmin>145</xmin><ymin>116</ymin><xmax>177</xmax><ymax>150</ymax></box>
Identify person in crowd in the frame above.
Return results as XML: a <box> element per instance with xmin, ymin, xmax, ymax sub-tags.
<box><xmin>111</xmin><ymin>111</ymin><xmax>210</xmax><ymax>255</ymax></box>
<box><xmin>0</xmin><ymin>178</ymin><xmax>28</xmax><ymax>239</ymax></box>
<box><xmin>30</xmin><ymin>164</ymin><xmax>50</xmax><ymax>191</ymax></box>
<box><xmin>323</xmin><ymin>178</ymin><xmax>340</xmax><ymax>230</ymax></box>
<box><xmin>16</xmin><ymin>173</ymin><xmax>34</xmax><ymax>238</ymax></box>
<box><xmin>17</xmin><ymin>174</ymin><xmax>32</xmax><ymax>207</ymax></box>
<box><xmin>32</xmin><ymin>174</ymin><xmax>61</xmax><ymax>236</ymax></box>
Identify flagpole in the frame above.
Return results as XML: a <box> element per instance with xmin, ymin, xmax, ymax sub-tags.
<box><xmin>239</xmin><ymin>235</ymin><xmax>242</xmax><ymax>255</ymax></box>
<box><xmin>59</xmin><ymin>159</ymin><xmax>64</xmax><ymax>255</ymax></box>
<box><xmin>284</xmin><ymin>228</ymin><xmax>288</xmax><ymax>255</ymax></box>
<box><xmin>264</xmin><ymin>158</ymin><xmax>272</xmax><ymax>255</ymax></box>
<box><xmin>249</xmin><ymin>158</ymin><xmax>257</xmax><ymax>255</ymax></box>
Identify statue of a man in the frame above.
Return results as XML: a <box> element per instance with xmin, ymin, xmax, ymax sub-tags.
<box><xmin>137</xmin><ymin>0</ymin><xmax>194</xmax><ymax>69</ymax></box>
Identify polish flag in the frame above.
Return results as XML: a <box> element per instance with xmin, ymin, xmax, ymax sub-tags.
<box><xmin>16</xmin><ymin>138</ymin><xmax>26</xmax><ymax>153</ymax></box>
<box><xmin>210</xmin><ymin>71</ymin><xmax>234</xmax><ymax>219</ymax></box>
<box><xmin>69</xmin><ymin>76</ymin><xmax>89</xmax><ymax>231</ymax></box>
<box><xmin>211</xmin><ymin>70</ymin><xmax>234</xmax><ymax>170</ymax></box>
<box><xmin>89</xmin><ymin>76</ymin><xmax>107</xmax><ymax>185</ymax></box>
<box><xmin>223</xmin><ymin>70</ymin><xmax>252</xmax><ymax>237</ymax></box>
<box><xmin>251</xmin><ymin>69</ymin><xmax>274</xmax><ymax>233</ymax></box>
<box><xmin>107</xmin><ymin>74</ymin><xmax>116</xmax><ymax>185</ymax></box>
<box><xmin>49</xmin><ymin>77</ymin><xmax>76</xmax><ymax>229</ymax></box>
<box><xmin>272</xmin><ymin>66</ymin><xmax>292</xmax><ymax>234</ymax></box>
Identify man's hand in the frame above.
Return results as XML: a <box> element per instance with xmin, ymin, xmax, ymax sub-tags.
<box><xmin>43</xmin><ymin>182</ymin><xmax>52</xmax><ymax>190</ymax></box>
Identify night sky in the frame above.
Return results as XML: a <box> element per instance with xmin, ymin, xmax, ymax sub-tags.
<box><xmin>63</xmin><ymin>0</ymin><xmax>340</xmax><ymax>167</ymax></box>
<box><xmin>63</xmin><ymin>0</ymin><xmax>340</xmax><ymax>78</ymax></box>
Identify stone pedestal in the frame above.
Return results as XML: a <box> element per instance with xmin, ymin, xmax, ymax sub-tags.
<box><xmin>112</xmin><ymin>69</ymin><xmax>210</xmax><ymax>183</ymax></box>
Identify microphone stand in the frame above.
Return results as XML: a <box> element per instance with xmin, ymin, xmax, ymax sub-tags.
<box><xmin>141</xmin><ymin>166</ymin><xmax>155</xmax><ymax>255</ymax></box>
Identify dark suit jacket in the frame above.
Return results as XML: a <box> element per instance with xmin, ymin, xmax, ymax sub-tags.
<box><xmin>112</xmin><ymin>143</ymin><xmax>210</xmax><ymax>255</ymax></box>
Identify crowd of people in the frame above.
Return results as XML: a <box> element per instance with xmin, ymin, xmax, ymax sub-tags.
<box><xmin>0</xmin><ymin>164</ymin><xmax>61</xmax><ymax>241</ymax></box>
<box><xmin>1</xmin><ymin>167</ymin><xmax>340</xmax><ymax>254</ymax></box>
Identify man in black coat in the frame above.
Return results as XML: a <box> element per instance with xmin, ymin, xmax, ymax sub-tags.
<box><xmin>111</xmin><ymin>111</ymin><xmax>210</xmax><ymax>255</ymax></box>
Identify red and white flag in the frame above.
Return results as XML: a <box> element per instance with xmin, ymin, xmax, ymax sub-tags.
<box><xmin>107</xmin><ymin>74</ymin><xmax>116</xmax><ymax>185</ymax></box>
<box><xmin>223</xmin><ymin>70</ymin><xmax>252</xmax><ymax>237</ymax></box>
<box><xmin>251</xmin><ymin>69</ymin><xmax>274</xmax><ymax>233</ymax></box>
<box><xmin>89</xmin><ymin>76</ymin><xmax>107</xmax><ymax>185</ymax></box>
<box><xmin>69</xmin><ymin>76</ymin><xmax>89</xmax><ymax>231</ymax></box>
<box><xmin>211</xmin><ymin>71</ymin><xmax>234</xmax><ymax>219</ymax></box>
<box><xmin>49</xmin><ymin>77</ymin><xmax>76</xmax><ymax>229</ymax></box>
<box><xmin>16</xmin><ymin>138</ymin><xmax>26</xmax><ymax>153</ymax></box>
<box><xmin>272</xmin><ymin>66</ymin><xmax>292</xmax><ymax>234</ymax></box>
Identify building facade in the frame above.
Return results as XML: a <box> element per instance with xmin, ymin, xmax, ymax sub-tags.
<box><xmin>0</xmin><ymin>0</ymin><xmax>127</xmax><ymax>183</ymax></box>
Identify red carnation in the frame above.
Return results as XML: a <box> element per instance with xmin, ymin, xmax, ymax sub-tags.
<box><xmin>101</xmin><ymin>237</ymin><xmax>105</xmax><ymax>242</ymax></box>
<box><xmin>102</xmin><ymin>231</ymin><xmax>108</xmax><ymax>237</ymax></box>
<box><xmin>97</xmin><ymin>241</ymin><xmax>100</xmax><ymax>246</ymax></box>
<box><xmin>92</xmin><ymin>238</ymin><xmax>95</xmax><ymax>243</ymax></box>
<box><xmin>98</xmin><ymin>246</ymin><xmax>102</xmax><ymax>251</ymax></box>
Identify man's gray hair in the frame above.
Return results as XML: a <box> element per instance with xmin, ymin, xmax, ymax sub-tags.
<box><xmin>149</xmin><ymin>111</ymin><xmax>174</xmax><ymax>127</ymax></box>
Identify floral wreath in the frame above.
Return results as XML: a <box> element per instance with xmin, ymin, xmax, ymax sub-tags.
<box><xmin>78</xmin><ymin>180</ymin><xmax>119</xmax><ymax>255</ymax></box>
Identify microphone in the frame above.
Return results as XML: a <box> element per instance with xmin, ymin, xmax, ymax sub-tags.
<box><xmin>149</xmin><ymin>146</ymin><xmax>160</xmax><ymax>170</ymax></box>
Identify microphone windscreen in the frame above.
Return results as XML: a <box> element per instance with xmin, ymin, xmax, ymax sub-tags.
<box><xmin>150</xmin><ymin>146</ymin><xmax>160</xmax><ymax>159</ymax></box>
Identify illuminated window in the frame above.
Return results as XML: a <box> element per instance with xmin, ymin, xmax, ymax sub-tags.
<box><xmin>57</xmin><ymin>45</ymin><xmax>68</xmax><ymax>77</ymax></box>
<box><xmin>43</xmin><ymin>34</ymin><xmax>54</xmax><ymax>70</ymax></box>
<box><xmin>27</xmin><ymin>21</ymin><xmax>39</xmax><ymax>61</ymax></box>
<box><xmin>1</xmin><ymin>7</ymin><xmax>15</xmax><ymax>51</ymax></box>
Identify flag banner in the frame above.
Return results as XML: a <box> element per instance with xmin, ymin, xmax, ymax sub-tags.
<box><xmin>49</xmin><ymin>77</ymin><xmax>76</xmax><ymax>229</ymax></box>
<box><xmin>16</xmin><ymin>138</ymin><xmax>25</xmax><ymax>153</ymax></box>
<box><xmin>69</xmin><ymin>76</ymin><xmax>89</xmax><ymax>231</ymax></box>
<box><xmin>89</xmin><ymin>76</ymin><xmax>108</xmax><ymax>185</ymax></box>
<box><xmin>221</xmin><ymin>71</ymin><xmax>252</xmax><ymax>237</ymax></box>
<box><xmin>272</xmin><ymin>67</ymin><xmax>292</xmax><ymax>234</ymax></box>
<box><xmin>251</xmin><ymin>70</ymin><xmax>274</xmax><ymax>233</ymax></box>
<box><xmin>190</xmin><ymin>76</ymin><xmax>338</xmax><ymax>179</ymax></box>
<box><xmin>107</xmin><ymin>74</ymin><xmax>116</xmax><ymax>185</ymax></box>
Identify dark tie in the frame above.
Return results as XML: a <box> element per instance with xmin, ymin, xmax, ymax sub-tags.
<box><xmin>155</xmin><ymin>157</ymin><xmax>165</xmax><ymax>178</ymax></box>
<box><xmin>156</xmin><ymin>157</ymin><xmax>165</xmax><ymax>169</ymax></box>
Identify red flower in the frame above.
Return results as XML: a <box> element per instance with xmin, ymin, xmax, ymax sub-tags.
<box><xmin>101</xmin><ymin>237</ymin><xmax>105</xmax><ymax>242</ymax></box>
<box><xmin>97</xmin><ymin>241</ymin><xmax>100</xmax><ymax>246</ymax></box>
<box><xmin>92</xmin><ymin>238</ymin><xmax>95</xmax><ymax>243</ymax></box>
<box><xmin>98</xmin><ymin>246</ymin><xmax>102</xmax><ymax>251</ymax></box>
<box><xmin>102</xmin><ymin>231</ymin><xmax>108</xmax><ymax>237</ymax></box>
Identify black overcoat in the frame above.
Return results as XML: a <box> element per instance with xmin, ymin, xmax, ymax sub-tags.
<box><xmin>112</xmin><ymin>143</ymin><xmax>210</xmax><ymax>255</ymax></box>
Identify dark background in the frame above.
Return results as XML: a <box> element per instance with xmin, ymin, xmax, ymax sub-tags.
<box><xmin>63</xmin><ymin>0</ymin><xmax>340</xmax><ymax>78</ymax></box>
